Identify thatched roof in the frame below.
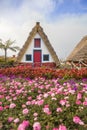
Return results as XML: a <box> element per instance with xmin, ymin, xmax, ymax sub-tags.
<box><xmin>66</xmin><ymin>35</ymin><xmax>87</xmax><ymax>62</ymax></box>
<box><xmin>17</xmin><ymin>22</ymin><xmax>60</xmax><ymax>66</ymax></box>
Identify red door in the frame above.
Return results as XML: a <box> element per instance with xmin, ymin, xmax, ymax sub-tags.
<box><xmin>33</xmin><ymin>50</ymin><xmax>41</xmax><ymax>67</ymax></box>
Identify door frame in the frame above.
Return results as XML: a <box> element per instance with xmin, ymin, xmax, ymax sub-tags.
<box><xmin>33</xmin><ymin>49</ymin><xmax>42</xmax><ymax>66</ymax></box>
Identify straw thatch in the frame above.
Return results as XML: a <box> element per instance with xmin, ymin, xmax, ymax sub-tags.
<box><xmin>17</xmin><ymin>22</ymin><xmax>60</xmax><ymax>66</ymax></box>
<box><xmin>66</xmin><ymin>35</ymin><xmax>87</xmax><ymax>62</ymax></box>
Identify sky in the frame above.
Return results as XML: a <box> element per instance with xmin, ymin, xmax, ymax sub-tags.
<box><xmin>0</xmin><ymin>0</ymin><xmax>87</xmax><ymax>60</ymax></box>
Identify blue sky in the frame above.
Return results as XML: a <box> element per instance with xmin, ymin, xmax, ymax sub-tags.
<box><xmin>0</xmin><ymin>0</ymin><xmax>87</xmax><ymax>60</ymax></box>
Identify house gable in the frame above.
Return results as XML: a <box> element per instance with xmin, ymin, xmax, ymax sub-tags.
<box><xmin>21</xmin><ymin>33</ymin><xmax>54</xmax><ymax>63</ymax></box>
<box><xmin>17</xmin><ymin>22</ymin><xmax>60</xmax><ymax>67</ymax></box>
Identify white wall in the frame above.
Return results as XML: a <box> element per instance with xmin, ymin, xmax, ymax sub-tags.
<box><xmin>21</xmin><ymin>33</ymin><xmax>54</xmax><ymax>63</ymax></box>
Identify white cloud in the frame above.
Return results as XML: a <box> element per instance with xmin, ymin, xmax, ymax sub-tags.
<box><xmin>0</xmin><ymin>0</ymin><xmax>87</xmax><ymax>60</ymax></box>
<box><xmin>42</xmin><ymin>14</ymin><xmax>87</xmax><ymax>59</ymax></box>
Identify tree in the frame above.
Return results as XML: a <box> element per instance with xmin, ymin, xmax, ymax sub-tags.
<box><xmin>0</xmin><ymin>39</ymin><xmax>20</xmax><ymax>62</ymax></box>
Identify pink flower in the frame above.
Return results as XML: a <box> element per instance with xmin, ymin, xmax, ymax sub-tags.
<box><xmin>51</xmin><ymin>93</ymin><xmax>55</xmax><ymax>97</ymax></box>
<box><xmin>34</xmin><ymin>117</ymin><xmax>38</xmax><ymax>121</ymax></box>
<box><xmin>83</xmin><ymin>101</ymin><xmax>87</xmax><ymax>106</ymax></box>
<box><xmin>33</xmin><ymin>122</ymin><xmax>41</xmax><ymax>130</ymax></box>
<box><xmin>85</xmin><ymin>97</ymin><xmax>87</xmax><ymax>101</ymax></box>
<box><xmin>22</xmin><ymin>104</ymin><xmax>26</xmax><ymax>108</ymax></box>
<box><xmin>59</xmin><ymin>100</ymin><xmax>66</xmax><ymax>106</ymax></box>
<box><xmin>0</xmin><ymin>106</ymin><xmax>3</xmax><ymax>111</ymax></box>
<box><xmin>66</xmin><ymin>103</ymin><xmax>70</xmax><ymax>107</ymax></box>
<box><xmin>43</xmin><ymin>107</ymin><xmax>51</xmax><ymax>115</ymax></box>
<box><xmin>73</xmin><ymin>116</ymin><xmax>81</xmax><ymax>123</ymax></box>
<box><xmin>77</xmin><ymin>93</ymin><xmax>82</xmax><ymax>100</ymax></box>
<box><xmin>58</xmin><ymin>124</ymin><xmax>67</xmax><ymax>130</ymax></box>
<box><xmin>28</xmin><ymin>96</ymin><xmax>32</xmax><ymax>100</ymax></box>
<box><xmin>8</xmin><ymin>117</ymin><xmax>14</xmax><ymax>123</ymax></box>
<box><xmin>56</xmin><ymin>107</ymin><xmax>62</xmax><ymax>112</ymax></box>
<box><xmin>14</xmin><ymin>118</ymin><xmax>20</xmax><ymax>123</ymax></box>
<box><xmin>0</xmin><ymin>95</ymin><xmax>4</xmax><ymax>99</ymax></box>
<box><xmin>31</xmin><ymin>100</ymin><xmax>36</xmax><ymax>105</ymax></box>
<box><xmin>18</xmin><ymin>120</ymin><xmax>29</xmax><ymax>130</ymax></box>
<box><xmin>22</xmin><ymin>108</ymin><xmax>29</xmax><ymax>115</ymax></box>
<box><xmin>17</xmin><ymin>124</ymin><xmax>25</xmax><ymax>130</ymax></box>
<box><xmin>6</xmin><ymin>96</ymin><xmax>10</xmax><ymax>100</ymax></box>
<box><xmin>4</xmin><ymin>105</ymin><xmax>9</xmax><ymax>109</ymax></box>
<box><xmin>52</xmin><ymin>97</ymin><xmax>57</xmax><ymax>101</ymax></box>
<box><xmin>44</xmin><ymin>104</ymin><xmax>49</xmax><ymax>108</ymax></box>
<box><xmin>76</xmin><ymin>100</ymin><xmax>81</xmax><ymax>105</ymax></box>
<box><xmin>37</xmin><ymin>100</ymin><xmax>44</xmax><ymax>106</ymax></box>
<box><xmin>73</xmin><ymin>116</ymin><xmax>84</xmax><ymax>125</ymax></box>
<box><xmin>22</xmin><ymin>120</ymin><xmax>29</xmax><ymax>128</ymax></box>
<box><xmin>13</xmin><ymin>97</ymin><xmax>17</xmax><ymax>100</ymax></box>
<box><xmin>33</xmin><ymin>112</ymin><xmax>38</xmax><ymax>117</ymax></box>
<box><xmin>9</xmin><ymin>103</ymin><xmax>16</xmax><ymax>109</ymax></box>
<box><xmin>26</xmin><ymin>101</ymin><xmax>31</xmax><ymax>105</ymax></box>
<box><xmin>0</xmin><ymin>102</ymin><xmax>2</xmax><ymax>105</ymax></box>
<box><xmin>44</xmin><ymin>93</ymin><xmax>48</xmax><ymax>98</ymax></box>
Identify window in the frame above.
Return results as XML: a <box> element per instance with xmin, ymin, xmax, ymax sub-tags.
<box><xmin>34</xmin><ymin>38</ymin><xmax>41</xmax><ymax>48</ymax></box>
<box><xmin>43</xmin><ymin>54</ymin><xmax>49</xmax><ymax>61</ymax></box>
<box><xmin>26</xmin><ymin>54</ymin><xmax>32</xmax><ymax>61</ymax></box>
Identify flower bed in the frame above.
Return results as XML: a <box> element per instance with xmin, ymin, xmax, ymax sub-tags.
<box><xmin>0</xmin><ymin>75</ymin><xmax>87</xmax><ymax>129</ymax></box>
<box><xmin>0</xmin><ymin>65</ymin><xmax>87</xmax><ymax>79</ymax></box>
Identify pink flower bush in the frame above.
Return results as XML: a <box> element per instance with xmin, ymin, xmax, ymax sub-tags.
<box><xmin>0</xmin><ymin>75</ymin><xmax>87</xmax><ymax>129</ymax></box>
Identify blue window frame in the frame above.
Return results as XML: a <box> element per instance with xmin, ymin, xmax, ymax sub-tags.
<box><xmin>43</xmin><ymin>54</ymin><xmax>49</xmax><ymax>61</ymax></box>
<box><xmin>26</xmin><ymin>54</ymin><xmax>32</xmax><ymax>61</ymax></box>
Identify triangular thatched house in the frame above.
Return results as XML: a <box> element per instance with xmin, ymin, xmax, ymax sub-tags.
<box><xmin>17</xmin><ymin>22</ymin><xmax>60</xmax><ymax>67</ymax></box>
<box><xmin>66</xmin><ymin>36</ymin><xmax>87</xmax><ymax>63</ymax></box>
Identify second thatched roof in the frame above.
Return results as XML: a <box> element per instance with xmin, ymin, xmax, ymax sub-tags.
<box><xmin>66</xmin><ymin>35</ymin><xmax>87</xmax><ymax>62</ymax></box>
